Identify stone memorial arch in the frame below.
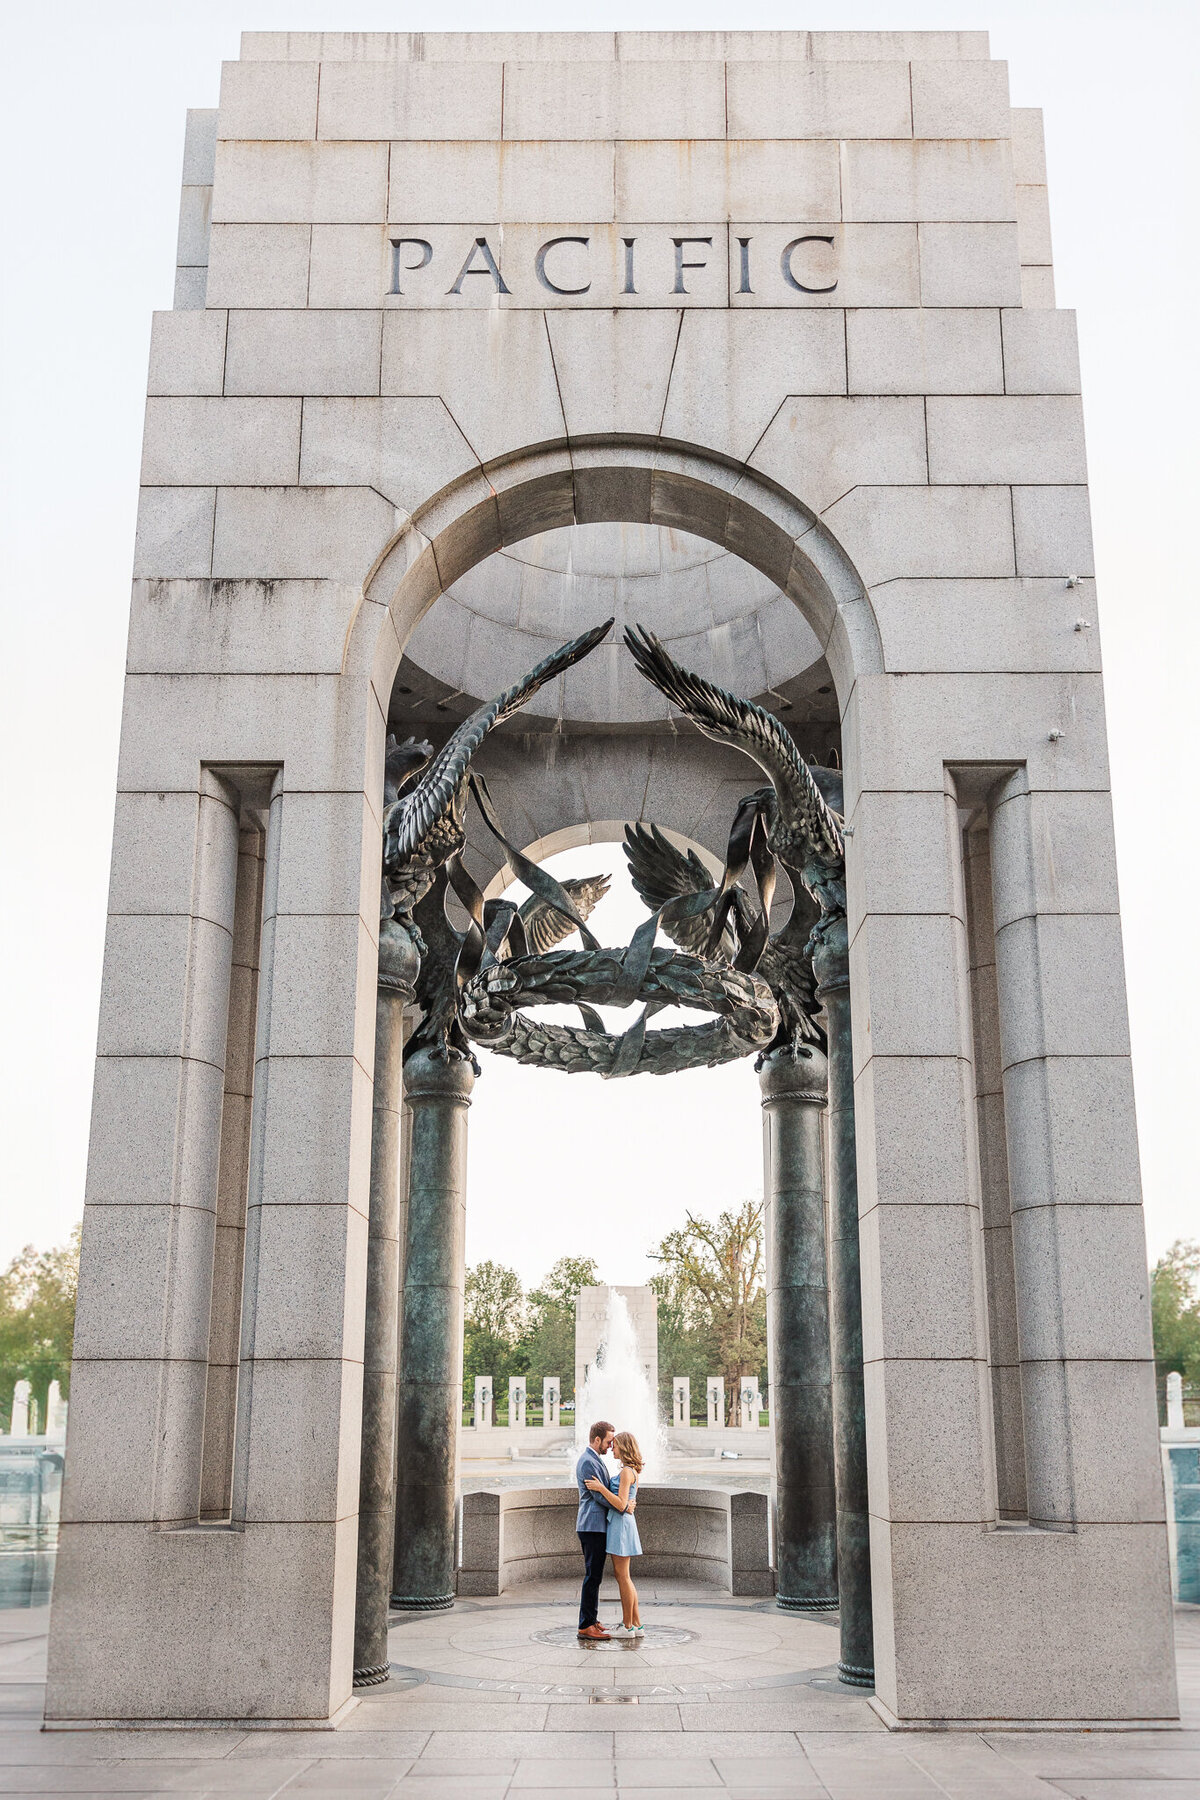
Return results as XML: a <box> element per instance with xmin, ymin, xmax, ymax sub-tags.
<box><xmin>46</xmin><ymin>28</ymin><xmax>1177</xmax><ymax>1732</ymax></box>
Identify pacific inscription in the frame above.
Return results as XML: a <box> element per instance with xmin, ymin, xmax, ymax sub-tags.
<box><xmin>384</xmin><ymin>224</ymin><xmax>843</xmax><ymax>308</ymax></box>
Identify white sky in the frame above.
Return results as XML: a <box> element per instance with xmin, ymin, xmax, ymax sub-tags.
<box><xmin>1</xmin><ymin>1</ymin><xmax>1197</xmax><ymax>1281</ymax></box>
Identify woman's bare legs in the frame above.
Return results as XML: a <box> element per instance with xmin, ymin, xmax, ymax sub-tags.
<box><xmin>612</xmin><ymin>1555</ymin><xmax>637</xmax><ymax>1627</ymax></box>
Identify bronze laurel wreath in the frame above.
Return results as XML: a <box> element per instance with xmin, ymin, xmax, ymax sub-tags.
<box><xmin>460</xmin><ymin>947</ymin><xmax>779</xmax><ymax>1077</ymax></box>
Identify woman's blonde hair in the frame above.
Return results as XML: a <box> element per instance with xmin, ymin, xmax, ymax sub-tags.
<box><xmin>612</xmin><ymin>1431</ymin><xmax>643</xmax><ymax>1474</ymax></box>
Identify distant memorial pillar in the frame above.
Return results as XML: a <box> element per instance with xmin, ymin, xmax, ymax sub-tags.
<box><xmin>814</xmin><ymin>922</ymin><xmax>874</xmax><ymax>1687</ymax></box>
<box><xmin>392</xmin><ymin>1048</ymin><xmax>474</xmax><ymax>1610</ymax></box>
<box><xmin>509</xmin><ymin>1377</ymin><xmax>527</xmax><ymax>1429</ymax></box>
<box><xmin>1166</xmin><ymin>1371</ymin><xmax>1185</xmax><ymax>1430</ymax></box>
<box><xmin>707</xmin><ymin>1377</ymin><xmax>725</xmax><ymax>1427</ymax></box>
<box><xmin>46</xmin><ymin>1380</ymin><xmax>67</xmax><ymax>1436</ymax></box>
<box><xmin>353</xmin><ymin>918</ymin><xmax>418</xmax><ymax>1685</ymax></box>
<box><xmin>759</xmin><ymin>1046</ymin><xmax>837</xmax><ymax>1610</ymax></box>
<box><xmin>10</xmin><ymin>1381</ymin><xmax>31</xmax><ymax>1437</ymax></box>
<box><xmin>673</xmin><ymin>1377</ymin><xmax>690</xmax><ymax>1427</ymax></box>
<box><xmin>474</xmin><ymin>1377</ymin><xmax>493</xmax><ymax>1429</ymax></box>
<box><xmin>543</xmin><ymin>1377</ymin><xmax>561</xmax><ymax>1428</ymax></box>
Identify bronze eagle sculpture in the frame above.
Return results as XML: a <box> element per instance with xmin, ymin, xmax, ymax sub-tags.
<box><xmin>622</xmin><ymin>623</ymin><xmax>847</xmax><ymax>1054</ymax></box>
<box><xmin>622</xmin><ymin>822</ymin><xmax>823</xmax><ymax>1052</ymax></box>
<box><xmin>410</xmin><ymin>869</ymin><xmax>612</xmax><ymax>1066</ymax></box>
<box><xmin>381</xmin><ymin>619</ymin><xmax>612</xmax><ymax>935</ymax></box>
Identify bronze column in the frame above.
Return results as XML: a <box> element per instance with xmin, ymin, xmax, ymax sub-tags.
<box><xmin>391</xmin><ymin>1047</ymin><xmax>474</xmax><ymax>1610</ymax></box>
<box><xmin>760</xmin><ymin>1045</ymin><xmax>838</xmax><ymax>1610</ymax></box>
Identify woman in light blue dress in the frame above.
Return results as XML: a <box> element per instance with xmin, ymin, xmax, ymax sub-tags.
<box><xmin>606</xmin><ymin>1430</ymin><xmax>643</xmax><ymax>1635</ymax></box>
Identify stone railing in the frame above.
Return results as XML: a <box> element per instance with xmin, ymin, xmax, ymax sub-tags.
<box><xmin>457</xmin><ymin>1485</ymin><xmax>772</xmax><ymax>1597</ymax></box>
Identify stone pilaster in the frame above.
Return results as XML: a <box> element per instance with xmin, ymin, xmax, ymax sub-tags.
<box><xmin>814</xmin><ymin>917</ymin><xmax>874</xmax><ymax>1687</ymax></box>
<box><xmin>353</xmin><ymin>919</ymin><xmax>419</xmax><ymax>1683</ymax></box>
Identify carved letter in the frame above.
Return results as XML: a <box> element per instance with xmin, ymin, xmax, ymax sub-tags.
<box><xmin>535</xmin><ymin>235</ymin><xmax>591</xmax><ymax>296</ymax></box>
<box><xmin>448</xmin><ymin>237</ymin><xmax>511</xmax><ymax>296</ymax></box>
<box><xmin>737</xmin><ymin>236</ymin><xmax>753</xmax><ymax>295</ymax></box>
<box><xmin>389</xmin><ymin>237</ymin><xmax>433</xmax><ymax>295</ymax></box>
<box><xmin>780</xmin><ymin>235</ymin><xmax>837</xmax><ymax>295</ymax></box>
<box><xmin>622</xmin><ymin>237</ymin><xmax>637</xmax><ymax>295</ymax></box>
<box><xmin>672</xmin><ymin>236</ymin><xmax>713</xmax><ymax>296</ymax></box>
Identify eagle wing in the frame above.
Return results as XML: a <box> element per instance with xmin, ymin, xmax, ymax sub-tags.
<box><xmin>386</xmin><ymin>620</ymin><xmax>613</xmax><ymax>866</ymax></box>
<box><xmin>757</xmin><ymin>883</ymin><xmax>823</xmax><ymax>1045</ymax></box>
<box><xmin>518</xmin><ymin>873</ymin><xmax>612</xmax><ymax>955</ymax></box>
<box><xmin>622</xmin><ymin>823</ymin><xmax>735</xmax><ymax>959</ymax></box>
<box><xmin>623</xmin><ymin>625</ymin><xmax>843</xmax><ymax>863</ymax></box>
<box><xmin>408</xmin><ymin>874</ymin><xmax>466</xmax><ymax>1054</ymax></box>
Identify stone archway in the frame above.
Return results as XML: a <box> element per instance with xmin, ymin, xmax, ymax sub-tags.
<box><xmin>346</xmin><ymin>440</ymin><xmax>884</xmax><ymax>759</ymax></box>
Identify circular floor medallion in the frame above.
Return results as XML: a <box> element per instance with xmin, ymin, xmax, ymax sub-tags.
<box><xmin>530</xmin><ymin>1624</ymin><xmax>697</xmax><ymax>1648</ymax></box>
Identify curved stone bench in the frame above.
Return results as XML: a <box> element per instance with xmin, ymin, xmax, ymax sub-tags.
<box><xmin>456</xmin><ymin>1485</ymin><xmax>771</xmax><ymax>1597</ymax></box>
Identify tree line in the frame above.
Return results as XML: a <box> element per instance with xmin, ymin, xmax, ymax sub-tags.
<box><xmin>463</xmin><ymin>1199</ymin><xmax>769</xmax><ymax>1425</ymax></box>
<box><xmin>2</xmin><ymin>1224</ymin><xmax>1197</xmax><ymax>1433</ymax></box>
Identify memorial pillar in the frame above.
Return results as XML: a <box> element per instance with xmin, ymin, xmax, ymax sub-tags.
<box><xmin>759</xmin><ymin>1046</ymin><xmax>837</xmax><ymax>1610</ymax></box>
<box><xmin>352</xmin><ymin>919</ymin><xmax>419</xmax><ymax>1684</ymax></box>
<box><xmin>391</xmin><ymin>1046</ymin><xmax>474</xmax><ymax>1610</ymax></box>
<box><xmin>815</xmin><ymin>920</ymin><xmax>874</xmax><ymax>1686</ymax></box>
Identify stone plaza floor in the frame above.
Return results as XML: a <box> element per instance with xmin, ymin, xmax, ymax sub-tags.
<box><xmin>1</xmin><ymin>1580</ymin><xmax>1197</xmax><ymax>1797</ymax></box>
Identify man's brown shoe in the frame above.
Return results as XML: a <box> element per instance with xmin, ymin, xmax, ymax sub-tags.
<box><xmin>577</xmin><ymin>1623</ymin><xmax>611</xmax><ymax>1640</ymax></box>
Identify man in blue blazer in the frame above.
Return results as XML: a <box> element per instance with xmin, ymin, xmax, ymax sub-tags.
<box><xmin>575</xmin><ymin>1419</ymin><xmax>624</xmax><ymax>1639</ymax></box>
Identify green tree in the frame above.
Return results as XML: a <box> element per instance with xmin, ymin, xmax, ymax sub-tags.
<box><xmin>536</xmin><ymin>1255</ymin><xmax>601</xmax><ymax>1309</ymax></box>
<box><xmin>0</xmin><ymin>1226</ymin><xmax>80</xmax><ymax>1431</ymax></box>
<box><xmin>651</xmin><ymin>1282</ymin><xmax>718</xmax><ymax>1420</ymax></box>
<box><xmin>1151</xmin><ymin>1239</ymin><xmax>1200</xmax><ymax>1391</ymax></box>
<box><xmin>465</xmin><ymin>1260</ymin><xmax>526</xmax><ymax>1341</ymax></box>
<box><xmin>651</xmin><ymin>1201</ymin><xmax>767</xmax><ymax>1424</ymax></box>
<box><xmin>462</xmin><ymin>1261</ymin><xmax>527</xmax><ymax>1416</ymax></box>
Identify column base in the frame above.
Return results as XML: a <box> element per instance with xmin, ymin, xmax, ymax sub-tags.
<box><xmin>352</xmin><ymin>1663</ymin><xmax>391</xmax><ymax>1688</ymax></box>
<box><xmin>838</xmin><ymin>1659</ymin><xmax>875</xmax><ymax>1688</ymax></box>
<box><xmin>390</xmin><ymin>1592</ymin><xmax>454</xmax><ymax>1612</ymax></box>
<box><xmin>777</xmin><ymin>1594</ymin><xmax>838</xmax><ymax>1612</ymax></box>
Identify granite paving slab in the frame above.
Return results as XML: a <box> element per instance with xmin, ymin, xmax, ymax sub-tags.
<box><xmin>419</xmin><ymin>1731</ymin><xmax>616</xmax><ymax>1757</ymax></box>
<box><xmin>228</xmin><ymin>1733</ymin><xmax>431</xmax><ymax>1759</ymax></box>
<box><xmin>607</xmin><ymin>1758</ymin><xmax>728</xmax><ymax>1785</ymax></box>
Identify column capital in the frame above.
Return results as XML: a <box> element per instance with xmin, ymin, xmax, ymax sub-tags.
<box><xmin>758</xmin><ymin>1044</ymin><xmax>829</xmax><ymax>1105</ymax></box>
<box><xmin>403</xmin><ymin>1045</ymin><xmax>476</xmax><ymax>1105</ymax></box>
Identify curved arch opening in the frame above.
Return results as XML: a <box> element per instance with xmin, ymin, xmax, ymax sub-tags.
<box><xmin>355</xmin><ymin>439</ymin><xmax>883</xmax><ymax>729</ymax></box>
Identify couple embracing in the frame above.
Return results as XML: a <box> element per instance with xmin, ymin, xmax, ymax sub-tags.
<box><xmin>574</xmin><ymin>1419</ymin><xmax>644</xmax><ymax>1640</ymax></box>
